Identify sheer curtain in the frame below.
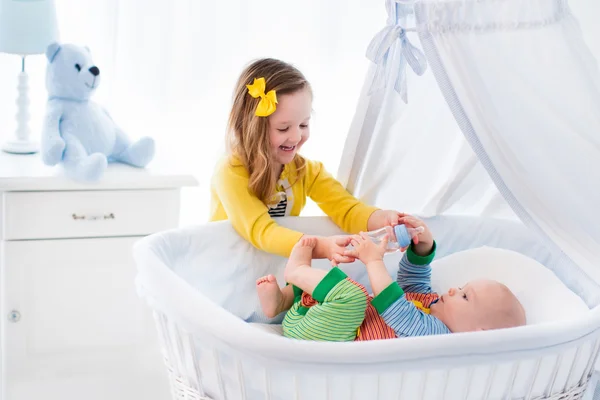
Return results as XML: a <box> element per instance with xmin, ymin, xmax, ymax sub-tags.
<box><xmin>337</xmin><ymin>0</ymin><xmax>515</xmax><ymax>220</ymax></box>
<box><xmin>339</xmin><ymin>0</ymin><xmax>598</xmax><ymax>221</ymax></box>
<box><xmin>0</xmin><ymin>0</ymin><xmax>385</xmax><ymax>224</ymax></box>
<box><xmin>414</xmin><ymin>0</ymin><xmax>600</xmax><ymax>287</ymax></box>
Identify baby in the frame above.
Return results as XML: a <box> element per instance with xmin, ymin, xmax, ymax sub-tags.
<box><xmin>256</xmin><ymin>216</ymin><xmax>526</xmax><ymax>341</ymax></box>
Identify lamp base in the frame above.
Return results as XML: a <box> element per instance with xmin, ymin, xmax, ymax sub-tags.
<box><xmin>2</xmin><ymin>139</ymin><xmax>38</xmax><ymax>154</ymax></box>
<box><xmin>2</xmin><ymin>65</ymin><xmax>38</xmax><ymax>155</ymax></box>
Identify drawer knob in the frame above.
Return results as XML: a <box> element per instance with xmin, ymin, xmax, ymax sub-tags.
<box><xmin>8</xmin><ymin>310</ymin><xmax>21</xmax><ymax>323</ymax></box>
<box><xmin>72</xmin><ymin>213</ymin><xmax>115</xmax><ymax>221</ymax></box>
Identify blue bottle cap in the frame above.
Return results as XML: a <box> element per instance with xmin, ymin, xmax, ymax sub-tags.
<box><xmin>394</xmin><ymin>224</ymin><xmax>412</xmax><ymax>248</ymax></box>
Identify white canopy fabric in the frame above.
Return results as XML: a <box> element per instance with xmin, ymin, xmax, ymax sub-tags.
<box><xmin>338</xmin><ymin>0</ymin><xmax>600</xmax><ymax>296</ymax></box>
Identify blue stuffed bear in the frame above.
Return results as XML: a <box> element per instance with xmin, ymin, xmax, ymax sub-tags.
<box><xmin>41</xmin><ymin>43</ymin><xmax>155</xmax><ymax>181</ymax></box>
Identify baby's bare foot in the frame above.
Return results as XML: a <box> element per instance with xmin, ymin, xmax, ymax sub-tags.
<box><xmin>284</xmin><ymin>237</ymin><xmax>317</xmax><ymax>283</ymax></box>
<box><xmin>256</xmin><ymin>275</ymin><xmax>284</xmax><ymax>318</ymax></box>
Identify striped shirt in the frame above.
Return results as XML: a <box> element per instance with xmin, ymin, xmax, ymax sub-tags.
<box><xmin>381</xmin><ymin>247</ymin><xmax>450</xmax><ymax>337</ymax></box>
<box><xmin>268</xmin><ymin>197</ymin><xmax>287</xmax><ymax>217</ymax></box>
<box><xmin>358</xmin><ymin>244</ymin><xmax>450</xmax><ymax>339</ymax></box>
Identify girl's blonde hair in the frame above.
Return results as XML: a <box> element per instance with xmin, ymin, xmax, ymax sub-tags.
<box><xmin>227</xmin><ymin>58</ymin><xmax>310</xmax><ymax>205</ymax></box>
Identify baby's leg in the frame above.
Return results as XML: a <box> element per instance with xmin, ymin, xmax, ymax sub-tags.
<box><xmin>283</xmin><ymin>272</ymin><xmax>368</xmax><ymax>341</ymax></box>
<box><xmin>256</xmin><ymin>276</ymin><xmax>294</xmax><ymax>318</ymax></box>
<box><xmin>284</xmin><ymin>237</ymin><xmax>327</xmax><ymax>296</ymax></box>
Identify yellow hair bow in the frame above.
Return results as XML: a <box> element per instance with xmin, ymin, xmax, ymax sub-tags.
<box><xmin>246</xmin><ymin>77</ymin><xmax>278</xmax><ymax>117</ymax></box>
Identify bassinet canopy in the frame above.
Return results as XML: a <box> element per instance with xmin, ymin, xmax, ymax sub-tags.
<box><xmin>338</xmin><ymin>0</ymin><xmax>600</xmax><ymax>303</ymax></box>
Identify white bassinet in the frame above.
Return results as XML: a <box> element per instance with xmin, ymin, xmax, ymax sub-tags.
<box><xmin>134</xmin><ymin>216</ymin><xmax>600</xmax><ymax>400</ymax></box>
<box><xmin>134</xmin><ymin>0</ymin><xmax>600</xmax><ymax>398</ymax></box>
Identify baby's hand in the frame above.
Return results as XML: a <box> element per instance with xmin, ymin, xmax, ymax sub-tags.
<box><xmin>399</xmin><ymin>215</ymin><xmax>434</xmax><ymax>256</ymax></box>
<box><xmin>345</xmin><ymin>232</ymin><xmax>388</xmax><ymax>265</ymax></box>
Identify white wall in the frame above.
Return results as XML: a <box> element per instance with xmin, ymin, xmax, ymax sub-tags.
<box><xmin>0</xmin><ymin>0</ymin><xmax>386</xmax><ymax>226</ymax></box>
<box><xmin>0</xmin><ymin>0</ymin><xmax>597</xmax><ymax>226</ymax></box>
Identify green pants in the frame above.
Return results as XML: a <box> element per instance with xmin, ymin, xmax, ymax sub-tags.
<box><xmin>282</xmin><ymin>268</ymin><xmax>368</xmax><ymax>341</ymax></box>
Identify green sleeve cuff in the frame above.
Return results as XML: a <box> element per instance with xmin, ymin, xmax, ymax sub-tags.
<box><xmin>371</xmin><ymin>282</ymin><xmax>404</xmax><ymax>314</ymax></box>
<box><xmin>406</xmin><ymin>240</ymin><xmax>437</xmax><ymax>265</ymax></box>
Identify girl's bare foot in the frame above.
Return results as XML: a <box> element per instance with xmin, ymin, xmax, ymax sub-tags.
<box><xmin>256</xmin><ymin>274</ymin><xmax>284</xmax><ymax>318</ymax></box>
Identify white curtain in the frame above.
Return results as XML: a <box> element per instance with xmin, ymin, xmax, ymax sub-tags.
<box><xmin>417</xmin><ymin>0</ymin><xmax>600</xmax><ymax>282</ymax></box>
<box><xmin>340</xmin><ymin>0</ymin><xmax>600</xmax><ymax>289</ymax></box>
<box><xmin>339</xmin><ymin>0</ymin><xmax>599</xmax><ymax>222</ymax></box>
<box><xmin>414</xmin><ymin>0</ymin><xmax>600</xmax><ymax>285</ymax></box>
<box><xmin>0</xmin><ymin>0</ymin><xmax>384</xmax><ymax>224</ymax></box>
<box><xmin>337</xmin><ymin>0</ymin><xmax>515</xmax><ymax>220</ymax></box>
<box><xmin>570</xmin><ymin>0</ymin><xmax>600</xmax><ymax>63</ymax></box>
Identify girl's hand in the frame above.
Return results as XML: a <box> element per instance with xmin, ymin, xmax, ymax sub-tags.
<box><xmin>316</xmin><ymin>236</ymin><xmax>356</xmax><ymax>266</ymax></box>
<box><xmin>345</xmin><ymin>232</ymin><xmax>388</xmax><ymax>265</ymax></box>
<box><xmin>367</xmin><ymin>209</ymin><xmax>406</xmax><ymax>231</ymax></box>
<box><xmin>399</xmin><ymin>215</ymin><xmax>434</xmax><ymax>256</ymax></box>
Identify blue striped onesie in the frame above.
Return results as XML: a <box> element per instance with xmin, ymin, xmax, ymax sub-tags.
<box><xmin>368</xmin><ymin>243</ymin><xmax>451</xmax><ymax>338</ymax></box>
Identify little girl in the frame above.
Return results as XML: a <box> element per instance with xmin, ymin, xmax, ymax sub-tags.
<box><xmin>210</xmin><ymin>58</ymin><xmax>403</xmax><ymax>263</ymax></box>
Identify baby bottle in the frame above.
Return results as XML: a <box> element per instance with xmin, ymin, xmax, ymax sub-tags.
<box><xmin>348</xmin><ymin>224</ymin><xmax>424</xmax><ymax>254</ymax></box>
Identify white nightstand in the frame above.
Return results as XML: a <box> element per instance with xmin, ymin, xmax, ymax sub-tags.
<box><xmin>0</xmin><ymin>152</ymin><xmax>197</xmax><ymax>400</ymax></box>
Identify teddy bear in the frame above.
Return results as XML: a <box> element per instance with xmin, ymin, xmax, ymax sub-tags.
<box><xmin>41</xmin><ymin>42</ymin><xmax>155</xmax><ymax>181</ymax></box>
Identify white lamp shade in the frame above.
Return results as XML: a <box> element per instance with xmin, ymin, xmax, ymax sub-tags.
<box><xmin>0</xmin><ymin>0</ymin><xmax>59</xmax><ymax>55</ymax></box>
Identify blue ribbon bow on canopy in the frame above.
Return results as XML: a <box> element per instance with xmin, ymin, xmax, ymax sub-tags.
<box><xmin>366</xmin><ymin>0</ymin><xmax>428</xmax><ymax>103</ymax></box>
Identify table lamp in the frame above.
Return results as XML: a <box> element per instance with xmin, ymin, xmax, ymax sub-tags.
<box><xmin>0</xmin><ymin>0</ymin><xmax>59</xmax><ymax>154</ymax></box>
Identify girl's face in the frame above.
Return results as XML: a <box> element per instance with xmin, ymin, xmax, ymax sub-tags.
<box><xmin>268</xmin><ymin>88</ymin><xmax>312</xmax><ymax>167</ymax></box>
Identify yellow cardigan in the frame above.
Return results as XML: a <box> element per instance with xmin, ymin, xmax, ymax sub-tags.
<box><xmin>209</xmin><ymin>156</ymin><xmax>379</xmax><ymax>257</ymax></box>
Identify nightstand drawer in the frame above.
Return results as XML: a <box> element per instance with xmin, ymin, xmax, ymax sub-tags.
<box><xmin>2</xmin><ymin>189</ymin><xmax>180</xmax><ymax>240</ymax></box>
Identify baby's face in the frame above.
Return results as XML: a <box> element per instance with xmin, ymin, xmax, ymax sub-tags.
<box><xmin>430</xmin><ymin>279</ymin><xmax>525</xmax><ymax>333</ymax></box>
